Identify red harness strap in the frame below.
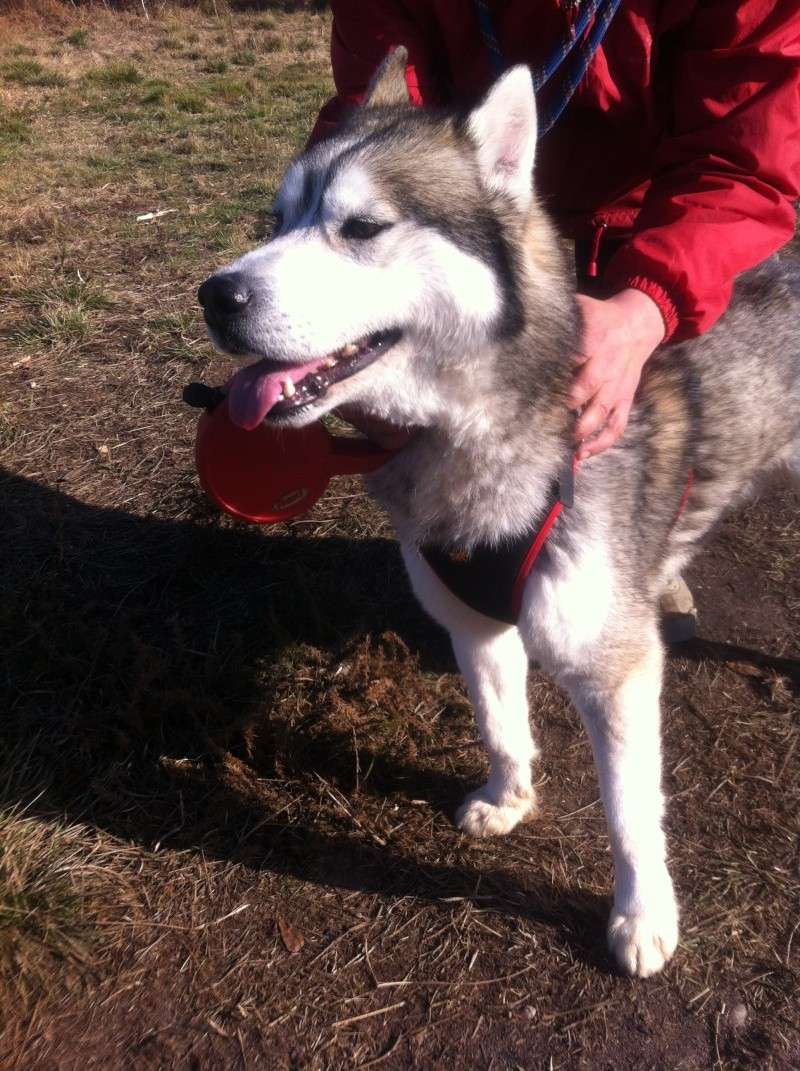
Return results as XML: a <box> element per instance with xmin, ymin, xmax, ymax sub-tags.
<box><xmin>510</xmin><ymin>492</ymin><xmax>567</xmax><ymax>619</ymax></box>
<box><xmin>674</xmin><ymin>468</ymin><xmax>694</xmax><ymax>524</ymax></box>
<box><xmin>510</xmin><ymin>462</ymin><xmax>694</xmax><ymax>621</ymax></box>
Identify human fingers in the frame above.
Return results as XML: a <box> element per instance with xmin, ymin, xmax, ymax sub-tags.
<box><xmin>566</xmin><ymin>361</ymin><xmax>604</xmax><ymax>410</ymax></box>
<box><xmin>573</xmin><ymin>389</ymin><xmax>613</xmax><ymax>441</ymax></box>
<box><xmin>575</xmin><ymin>403</ymin><xmax>631</xmax><ymax>460</ymax></box>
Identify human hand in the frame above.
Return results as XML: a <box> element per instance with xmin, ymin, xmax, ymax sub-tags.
<box><xmin>567</xmin><ymin>288</ymin><xmax>666</xmax><ymax>460</ymax></box>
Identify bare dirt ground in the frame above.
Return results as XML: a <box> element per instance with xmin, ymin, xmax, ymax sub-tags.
<box><xmin>0</xmin><ymin>5</ymin><xmax>798</xmax><ymax>1069</ymax></box>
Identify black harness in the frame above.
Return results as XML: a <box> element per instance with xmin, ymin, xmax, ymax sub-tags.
<box><xmin>420</xmin><ymin>460</ymin><xmax>694</xmax><ymax>625</ymax></box>
<box><xmin>420</xmin><ymin>471</ymin><xmax>573</xmax><ymax>624</ymax></box>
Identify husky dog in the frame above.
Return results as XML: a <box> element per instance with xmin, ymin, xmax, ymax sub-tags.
<box><xmin>198</xmin><ymin>50</ymin><xmax>800</xmax><ymax>976</ymax></box>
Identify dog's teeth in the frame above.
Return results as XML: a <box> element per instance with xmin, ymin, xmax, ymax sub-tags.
<box><xmin>282</xmin><ymin>378</ymin><xmax>295</xmax><ymax>399</ymax></box>
<box><xmin>342</xmin><ymin>343</ymin><xmax>358</xmax><ymax>357</ymax></box>
<box><xmin>324</xmin><ymin>358</ymin><xmax>337</xmax><ymax>369</ymax></box>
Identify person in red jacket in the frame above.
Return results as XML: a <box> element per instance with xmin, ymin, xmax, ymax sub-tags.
<box><xmin>309</xmin><ymin>0</ymin><xmax>800</xmax><ymax>459</ymax></box>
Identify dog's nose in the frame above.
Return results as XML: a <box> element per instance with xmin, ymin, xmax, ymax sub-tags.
<box><xmin>198</xmin><ymin>272</ymin><xmax>253</xmax><ymax>320</ymax></box>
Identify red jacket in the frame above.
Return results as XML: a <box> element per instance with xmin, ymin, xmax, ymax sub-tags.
<box><xmin>310</xmin><ymin>0</ymin><xmax>800</xmax><ymax>342</ymax></box>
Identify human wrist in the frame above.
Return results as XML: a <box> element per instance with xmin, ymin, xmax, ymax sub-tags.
<box><xmin>609</xmin><ymin>287</ymin><xmax>666</xmax><ymax>357</ymax></box>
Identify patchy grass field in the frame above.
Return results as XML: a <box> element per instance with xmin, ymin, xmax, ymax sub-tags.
<box><xmin>0</xmin><ymin>5</ymin><xmax>798</xmax><ymax>1069</ymax></box>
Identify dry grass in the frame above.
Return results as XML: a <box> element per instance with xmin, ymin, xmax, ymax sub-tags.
<box><xmin>0</xmin><ymin>744</ymin><xmax>143</xmax><ymax>1004</ymax></box>
<box><xmin>0</xmin><ymin>5</ymin><xmax>798</xmax><ymax>1069</ymax></box>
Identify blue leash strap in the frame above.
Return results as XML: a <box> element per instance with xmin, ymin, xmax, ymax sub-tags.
<box><xmin>473</xmin><ymin>0</ymin><xmax>506</xmax><ymax>77</ymax></box>
<box><xmin>473</xmin><ymin>0</ymin><xmax>622</xmax><ymax>136</ymax></box>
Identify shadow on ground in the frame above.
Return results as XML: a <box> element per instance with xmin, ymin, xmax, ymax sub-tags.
<box><xmin>1</xmin><ymin>468</ymin><xmax>620</xmax><ymax>970</ymax></box>
<box><xmin>5</xmin><ymin>467</ymin><xmax>799</xmax><ymax>982</ymax></box>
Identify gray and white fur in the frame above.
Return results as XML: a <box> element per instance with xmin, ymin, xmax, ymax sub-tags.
<box><xmin>198</xmin><ymin>50</ymin><xmax>800</xmax><ymax>977</ymax></box>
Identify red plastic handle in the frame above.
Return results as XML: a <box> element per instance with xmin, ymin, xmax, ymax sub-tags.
<box><xmin>192</xmin><ymin>392</ymin><xmax>397</xmax><ymax>525</ymax></box>
<box><xmin>327</xmin><ymin>435</ymin><xmax>394</xmax><ymax>476</ymax></box>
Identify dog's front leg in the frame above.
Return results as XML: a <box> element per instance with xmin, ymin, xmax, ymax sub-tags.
<box><xmin>450</xmin><ymin>624</ymin><xmax>537</xmax><ymax>837</ymax></box>
<box><xmin>401</xmin><ymin>547</ymin><xmax>537</xmax><ymax>836</ymax></box>
<box><xmin>566</xmin><ymin>637</ymin><xmax>679</xmax><ymax>977</ymax></box>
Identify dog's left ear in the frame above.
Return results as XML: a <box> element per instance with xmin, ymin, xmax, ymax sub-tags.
<box><xmin>363</xmin><ymin>46</ymin><xmax>412</xmax><ymax>108</ymax></box>
<box><xmin>467</xmin><ymin>66</ymin><xmax>537</xmax><ymax>210</ymax></box>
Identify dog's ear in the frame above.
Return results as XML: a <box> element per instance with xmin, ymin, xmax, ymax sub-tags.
<box><xmin>363</xmin><ymin>46</ymin><xmax>411</xmax><ymax>108</ymax></box>
<box><xmin>467</xmin><ymin>66</ymin><xmax>537</xmax><ymax>210</ymax></box>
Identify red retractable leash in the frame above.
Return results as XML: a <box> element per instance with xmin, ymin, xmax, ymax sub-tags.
<box><xmin>184</xmin><ymin>383</ymin><xmax>692</xmax><ymax>626</ymax></box>
<box><xmin>184</xmin><ymin>383</ymin><xmax>394</xmax><ymax>524</ymax></box>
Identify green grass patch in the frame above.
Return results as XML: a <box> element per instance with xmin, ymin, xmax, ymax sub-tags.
<box><xmin>197</xmin><ymin>158</ymin><xmax>232</xmax><ymax>173</ymax></box>
<box><xmin>143</xmin><ymin>309</ymin><xmax>204</xmax><ymax>362</ymax></box>
<box><xmin>173</xmin><ymin>135</ymin><xmax>199</xmax><ymax>156</ymax></box>
<box><xmin>14</xmin><ymin>279</ymin><xmax>115</xmax><ymax>349</ymax></box>
<box><xmin>209</xmin><ymin>198</ymin><xmax>245</xmax><ymax>224</ymax></box>
<box><xmin>201</xmin><ymin>75</ymin><xmax>257</xmax><ymax>104</ymax></box>
<box><xmin>0</xmin><ymin>737</ymin><xmax>127</xmax><ymax>994</ymax></box>
<box><xmin>16</xmin><ymin>306</ymin><xmax>91</xmax><ymax>348</ymax></box>
<box><xmin>84</xmin><ymin>152</ymin><xmax>126</xmax><ymax>174</ymax></box>
<box><xmin>156</xmin><ymin>34</ymin><xmax>183</xmax><ymax>53</ymax></box>
<box><xmin>0</xmin><ymin>111</ymin><xmax>31</xmax><ymax>149</ymax></box>
<box><xmin>140</xmin><ymin>79</ymin><xmax>173</xmax><ymax>105</ymax></box>
<box><xmin>85</xmin><ymin>62</ymin><xmax>143</xmax><ymax>87</ymax></box>
<box><xmin>65</xmin><ymin>29</ymin><xmax>90</xmax><ymax>49</ymax></box>
<box><xmin>46</xmin><ymin>280</ymin><xmax>116</xmax><ymax>311</ymax></box>
<box><xmin>139</xmin><ymin>80</ymin><xmax>216</xmax><ymax>114</ymax></box>
<box><xmin>134</xmin><ymin>147</ymin><xmax>178</xmax><ymax>168</ymax></box>
<box><xmin>252</xmin><ymin>64</ymin><xmax>331</xmax><ymax>117</ymax></box>
<box><xmin>239</xmin><ymin>181</ymin><xmax>273</xmax><ymax>200</ymax></box>
<box><xmin>1</xmin><ymin>59</ymin><xmax>67</xmax><ymax>88</ymax></box>
<box><xmin>230</xmin><ymin>50</ymin><xmax>256</xmax><ymax>67</ymax></box>
<box><xmin>172</xmin><ymin>88</ymin><xmax>209</xmax><ymax>114</ymax></box>
<box><xmin>0</xmin><ymin>807</ymin><xmax>81</xmax><ymax>964</ymax></box>
<box><xmin>202</xmin><ymin>57</ymin><xmax>229</xmax><ymax>74</ymax></box>
<box><xmin>146</xmin><ymin>310</ymin><xmax>197</xmax><ymax>337</ymax></box>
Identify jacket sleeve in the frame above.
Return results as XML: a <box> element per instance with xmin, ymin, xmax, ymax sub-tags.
<box><xmin>604</xmin><ymin>1</ymin><xmax>800</xmax><ymax>342</ymax></box>
<box><xmin>307</xmin><ymin>0</ymin><xmax>438</xmax><ymax>145</ymax></box>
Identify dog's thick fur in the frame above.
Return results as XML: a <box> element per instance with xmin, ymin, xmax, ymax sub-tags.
<box><xmin>200</xmin><ymin>51</ymin><xmax>800</xmax><ymax>976</ymax></box>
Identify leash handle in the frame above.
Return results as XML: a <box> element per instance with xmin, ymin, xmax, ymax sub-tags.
<box><xmin>183</xmin><ymin>383</ymin><xmax>394</xmax><ymax>475</ymax></box>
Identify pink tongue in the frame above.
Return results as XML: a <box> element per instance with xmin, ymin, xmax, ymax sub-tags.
<box><xmin>227</xmin><ymin>357</ymin><xmax>325</xmax><ymax>430</ymax></box>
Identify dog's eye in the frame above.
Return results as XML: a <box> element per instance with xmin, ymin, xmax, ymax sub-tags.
<box><xmin>340</xmin><ymin>217</ymin><xmax>391</xmax><ymax>241</ymax></box>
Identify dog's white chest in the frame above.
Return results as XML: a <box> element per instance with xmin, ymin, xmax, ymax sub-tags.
<box><xmin>520</xmin><ymin>541</ymin><xmax>614</xmax><ymax>672</ymax></box>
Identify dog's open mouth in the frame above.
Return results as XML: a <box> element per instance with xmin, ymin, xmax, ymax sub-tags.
<box><xmin>227</xmin><ymin>329</ymin><xmax>402</xmax><ymax>429</ymax></box>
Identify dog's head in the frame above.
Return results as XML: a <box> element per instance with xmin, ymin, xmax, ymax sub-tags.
<box><xmin>199</xmin><ymin>50</ymin><xmax>544</xmax><ymax>431</ymax></box>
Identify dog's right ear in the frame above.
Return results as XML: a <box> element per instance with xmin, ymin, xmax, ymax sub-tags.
<box><xmin>363</xmin><ymin>46</ymin><xmax>411</xmax><ymax>108</ymax></box>
<box><xmin>467</xmin><ymin>66</ymin><xmax>537</xmax><ymax>211</ymax></box>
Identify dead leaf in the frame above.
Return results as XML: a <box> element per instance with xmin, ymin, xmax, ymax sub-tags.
<box><xmin>277</xmin><ymin>916</ymin><xmax>305</xmax><ymax>953</ymax></box>
<box><xmin>728</xmin><ymin>661</ymin><xmax>764</xmax><ymax>678</ymax></box>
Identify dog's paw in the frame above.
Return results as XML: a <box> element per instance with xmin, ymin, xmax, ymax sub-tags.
<box><xmin>607</xmin><ymin>902</ymin><xmax>679</xmax><ymax>978</ymax></box>
<box><xmin>455</xmin><ymin>787</ymin><xmax>535</xmax><ymax>838</ymax></box>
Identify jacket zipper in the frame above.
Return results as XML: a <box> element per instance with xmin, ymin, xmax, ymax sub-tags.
<box><xmin>587</xmin><ymin>220</ymin><xmax>608</xmax><ymax>278</ymax></box>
